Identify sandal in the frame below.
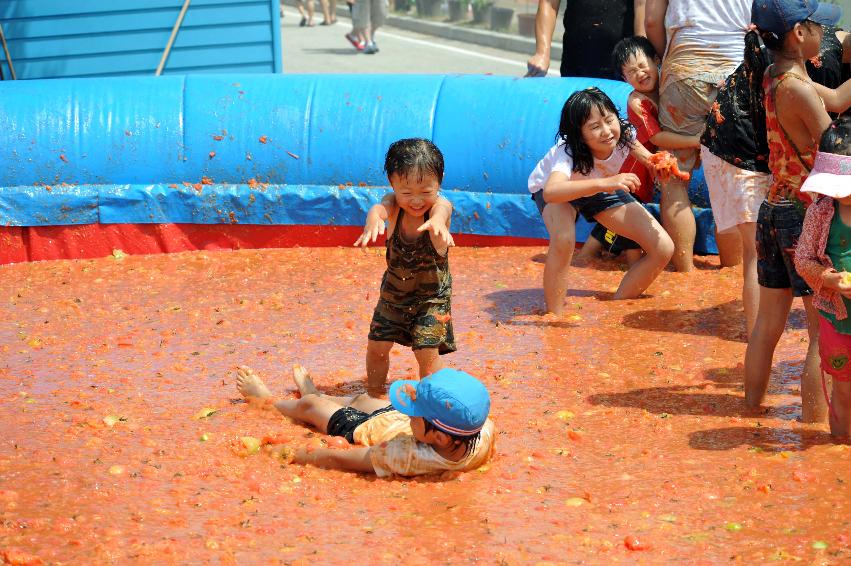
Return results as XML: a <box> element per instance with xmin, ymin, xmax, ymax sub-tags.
<box><xmin>345</xmin><ymin>32</ymin><xmax>365</xmax><ymax>50</ymax></box>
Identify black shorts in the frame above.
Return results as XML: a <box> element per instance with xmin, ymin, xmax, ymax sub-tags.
<box><xmin>326</xmin><ymin>405</ymin><xmax>393</xmax><ymax>443</ymax></box>
<box><xmin>589</xmin><ymin>222</ymin><xmax>641</xmax><ymax>254</ymax></box>
<box><xmin>532</xmin><ymin>189</ymin><xmax>635</xmax><ymax>222</ymax></box>
<box><xmin>755</xmin><ymin>199</ymin><xmax>812</xmax><ymax>297</ymax></box>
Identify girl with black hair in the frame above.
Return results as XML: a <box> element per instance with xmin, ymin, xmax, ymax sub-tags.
<box><xmin>795</xmin><ymin>117</ymin><xmax>851</xmax><ymax>438</ymax></box>
<box><xmin>744</xmin><ymin>0</ymin><xmax>841</xmax><ymax>424</ymax></box>
<box><xmin>528</xmin><ymin>87</ymin><xmax>674</xmax><ymax>314</ymax></box>
<box><xmin>700</xmin><ymin>24</ymin><xmax>848</xmax><ymax>342</ymax></box>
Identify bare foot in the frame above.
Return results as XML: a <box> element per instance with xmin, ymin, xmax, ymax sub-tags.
<box><xmin>292</xmin><ymin>365</ymin><xmax>319</xmax><ymax>396</ymax></box>
<box><xmin>236</xmin><ymin>366</ymin><xmax>273</xmax><ymax>400</ymax></box>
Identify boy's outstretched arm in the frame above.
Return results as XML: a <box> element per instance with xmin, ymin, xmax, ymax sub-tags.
<box><xmin>294</xmin><ymin>446</ymin><xmax>376</xmax><ymax>473</ymax></box>
<box><xmin>417</xmin><ymin>196</ymin><xmax>455</xmax><ymax>247</ymax></box>
<box><xmin>813</xmin><ymin>80</ymin><xmax>851</xmax><ymax>114</ymax></box>
<box><xmin>648</xmin><ymin>131</ymin><xmax>701</xmax><ymax>150</ymax></box>
<box><xmin>644</xmin><ymin>0</ymin><xmax>668</xmax><ymax>57</ymax></box>
<box><xmin>354</xmin><ymin>193</ymin><xmax>397</xmax><ymax>247</ymax></box>
<box><xmin>627</xmin><ymin>138</ymin><xmax>653</xmax><ymax>166</ymax></box>
<box><xmin>544</xmin><ymin>170</ymin><xmax>641</xmax><ymax>200</ymax></box>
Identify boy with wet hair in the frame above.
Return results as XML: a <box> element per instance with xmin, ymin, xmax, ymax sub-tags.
<box><xmin>579</xmin><ymin>36</ymin><xmax>699</xmax><ymax>263</ymax></box>
<box><xmin>354</xmin><ymin>138</ymin><xmax>456</xmax><ymax>398</ymax></box>
<box><xmin>236</xmin><ymin>366</ymin><xmax>495</xmax><ymax>477</ymax></box>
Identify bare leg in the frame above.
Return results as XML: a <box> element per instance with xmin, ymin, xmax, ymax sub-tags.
<box><xmin>801</xmin><ymin>297</ymin><xmax>828</xmax><ymax>423</ymax></box>
<box><xmin>573</xmin><ymin>236</ymin><xmax>602</xmax><ymax>265</ymax></box>
<box><xmin>318</xmin><ymin>0</ymin><xmax>331</xmax><ymax>22</ymax></box>
<box><xmin>291</xmin><ymin>364</ymin><xmax>349</xmax><ymax>404</ymax></box>
<box><xmin>328</xmin><ymin>0</ymin><xmax>338</xmax><ymax>22</ymax></box>
<box><xmin>290</xmin><ymin>365</ymin><xmax>389</xmax><ymax>413</ymax></box>
<box><xmin>595</xmin><ymin>202</ymin><xmax>674</xmax><ymax>299</ymax></box>
<box><xmin>541</xmin><ymin>201</ymin><xmax>577</xmax><ymax>315</ymax></box>
<box><xmin>716</xmin><ymin>228</ymin><xmax>743</xmax><ymax>268</ymax></box>
<box><xmin>744</xmin><ymin>286</ymin><xmax>792</xmax><ymax>409</ymax></box>
<box><xmin>830</xmin><ymin>380</ymin><xmax>851</xmax><ymax>438</ymax></box>
<box><xmin>737</xmin><ymin>222</ymin><xmax>759</xmax><ymax>339</ymax></box>
<box><xmin>236</xmin><ymin>366</ymin><xmax>386</xmax><ymax>432</ymax></box>
<box><xmin>660</xmin><ymin>177</ymin><xmax>696</xmax><ymax>272</ymax></box>
<box><xmin>624</xmin><ymin>248</ymin><xmax>643</xmax><ymax>267</ymax></box>
<box><xmin>366</xmin><ymin>339</ymin><xmax>393</xmax><ymax>397</ymax></box>
<box><xmin>236</xmin><ymin>366</ymin><xmax>274</xmax><ymax>400</ymax></box>
<box><xmin>305</xmin><ymin>0</ymin><xmax>315</xmax><ymax>24</ymax></box>
<box><xmin>414</xmin><ymin>347</ymin><xmax>442</xmax><ymax>378</ymax></box>
<box><xmin>295</xmin><ymin>0</ymin><xmax>308</xmax><ymax>20</ymax></box>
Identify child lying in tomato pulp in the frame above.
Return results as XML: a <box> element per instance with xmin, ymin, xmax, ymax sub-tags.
<box><xmin>236</xmin><ymin>365</ymin><xmax>495</xmax><ymax>477</ymax></box>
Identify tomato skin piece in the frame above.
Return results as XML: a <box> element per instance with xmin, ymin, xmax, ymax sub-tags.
<box><xmin>1</xmin><ymin>547</ymin><xmax>43</xmax><ymax>565</ymax></box>
<box><xmin>624</xmin><ymin>535</ymin><xmax>649</xmax><ymax>551</ymax></box>
<box><xmin>326</xmin><ymin>436</ymin><xmax>350</xmax><ymax>449</ymax></box>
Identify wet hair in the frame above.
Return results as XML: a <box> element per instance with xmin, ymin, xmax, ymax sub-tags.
<box><xmin>756</xmin><ymin>26</ymin><xmax>788</xmax><ymax>52</ymax></box>
<box><xmin>384</xmin><ymin>138</ymin><xmax>444</xmax><ymax>184</ymax></box>
<box><xmin>557</xmin><ymin>87</ymin><xmax>634</xmax><ymax>176</ymax></box>
<box><xmin>819</xmin><ymin>116</ymin><xmax>851</xmax><ymax>156</ymax></box>
<box><xmin>756</xmin><ymin>19</ymin><xmax>819</xmax><ymax>52</ymax></box>
<box><xmin>423</xmin><ymin>419</ymin><xmax>481</xmax><ymax>458</ymax></box>
<box><xmin>611</xmin><ymin>36</ymin><xmax>658</xmax><ymax>80</ymax></box>
<box><xmin>742</xmin><ymin>30</ymin><xmax>772</xmax><ymax>145</ymax></box>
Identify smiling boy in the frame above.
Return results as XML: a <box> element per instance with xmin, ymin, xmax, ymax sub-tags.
<box><xmin>354</xmin><ymin>139</ymin><xmax>456</xmax><ymax>397</ymax></box>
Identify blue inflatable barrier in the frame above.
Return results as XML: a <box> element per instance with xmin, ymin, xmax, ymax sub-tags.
<box><xmin>0</xmin><ymin>74</ymin><xmax>718</xmax><ymax>253</ymax></box>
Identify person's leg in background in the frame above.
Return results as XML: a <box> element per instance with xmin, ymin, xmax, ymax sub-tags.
<box><xmin>715</xmin><ymin>229</ymin><xmax>743</xmax><ymax>268</ymax></box>
<box><xmin>362</xmin><ymin>0</ymin><xmax>386</xmax><ymax>54</ymax></box>
<box><xmin>658</xmin><ymin>79</ymin><xmax>721</xmax><ymax>272</ymax></box>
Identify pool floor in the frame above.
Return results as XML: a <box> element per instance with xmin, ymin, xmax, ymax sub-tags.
<box><xmin>0</xmin><ymin>246</ymin><xmax>847</xmax><ymax>564</ymax></box>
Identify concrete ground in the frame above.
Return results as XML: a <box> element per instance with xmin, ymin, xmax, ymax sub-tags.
<box><xmin>280</xmin><ymin>4</ymin><xmax>559</xmax><ymax>75</ymax></box>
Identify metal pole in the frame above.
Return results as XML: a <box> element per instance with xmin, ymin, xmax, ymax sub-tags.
<box><xmin>155</xmin><ymin>0</ymin><xmax>191</xmax><ymax>76</ymax></box>
<box><xmin>0</xmin><ymin>23</ymin><xmax>17</xmax><ymax>80</ymax></box>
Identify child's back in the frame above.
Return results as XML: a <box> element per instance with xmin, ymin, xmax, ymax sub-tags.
<box><xmin>763</xmin><ymin>67</ymin><xmax>823</xmax><ymax>204</ymax></box>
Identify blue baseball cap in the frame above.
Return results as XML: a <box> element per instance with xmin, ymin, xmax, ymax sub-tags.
<box><xmin>389</xmin><ymin>368</ymin><xmax>490</xmax><ymax>436</ymax></box>
<box><xmin>752</xmin><ymin>0</ymin><xmax>841</xmax><ymax>35</ymax></box>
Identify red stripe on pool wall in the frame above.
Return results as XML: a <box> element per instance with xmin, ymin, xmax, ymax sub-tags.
<box><xmin>0</xmin><ymin>224</ymin><xmax>548</xmax><ymax>264</ymax></box>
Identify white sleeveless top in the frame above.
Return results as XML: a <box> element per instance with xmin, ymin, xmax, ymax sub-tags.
<box><xmin>660</xmin><ymin>0</ymin><xmax>751</xmax><ymax>93</ymax></box>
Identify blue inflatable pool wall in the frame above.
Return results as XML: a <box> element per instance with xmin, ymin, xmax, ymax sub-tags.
<box><xmin>0</xmin><ymin>74</ymin><xmax>717</xmax><ymax>253</ymax></box>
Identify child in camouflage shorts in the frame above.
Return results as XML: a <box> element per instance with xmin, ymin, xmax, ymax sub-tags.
<box><xmin>354</xmin><ymin>138</ymin><xmax>456</xmax><ymax>397</ymax></box>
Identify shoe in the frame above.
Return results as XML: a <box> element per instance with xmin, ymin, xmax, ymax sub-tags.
<box><xmin>363</xmin><ymin>42</ymin><xmax>379</xmax><ymax>54</ymax></box>
<box><xmin>299</xmin><ymin>16</ymin><xmax>307</xmax><ymax>26</ymax></box>
<box><xmin>345</xmin><ymin>32</ymin><xmax>365</xmax><ymax>50</ymax></box>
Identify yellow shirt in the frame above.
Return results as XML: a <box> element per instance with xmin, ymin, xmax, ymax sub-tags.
<box><xmin>353</xmin><ymin>410</ymin><xmax>496</xmax><ymax>478</ymax></box>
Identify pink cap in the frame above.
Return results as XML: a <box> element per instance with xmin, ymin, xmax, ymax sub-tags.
<box><xmin>801</xmin><ymin>152</ymin><xmax>851</xmax><ymax>199</ymax></box>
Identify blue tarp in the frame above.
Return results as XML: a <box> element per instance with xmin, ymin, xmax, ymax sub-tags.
<box><xmin>0</xmin><ymin>74</ymin><xmax>719</xmax><ymax>253</ymax></box>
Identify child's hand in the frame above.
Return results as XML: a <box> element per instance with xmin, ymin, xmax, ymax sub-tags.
<box><xmin>292</xmin><ymin>446</ymin><xmax>310</xmax><ymax>465</ymax></box>
<box><xmin>821</xmin><ymin>269</ymin><xmax>851</xmax><ymax>298</ymax></box>
<box><xmin>417</xmin><ymin>218</ymin><xmax>455</xmax><ymax>247</ymax></box>
<box><xmin>838</xmin><ymin>271</ymin><xmax>851</xmax><ymax>299</ymax></box>
<box><xmin>647</xmin><ymin>151</ymin><xmax>691</xmax><ymax>182</ymax></box>
<box><xmin>603</xmin><ymin>173</ymin><xmax>641</xmax><ymax>194</ymax></box>
<box><xmin>353</xmin><ymin>216</ymin><xmax>386</xmax><ymax>248</ymax></box>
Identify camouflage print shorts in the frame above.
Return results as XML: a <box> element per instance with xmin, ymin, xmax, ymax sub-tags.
<box><xmin>368</xmin><ymin>298</ymin><xmax>456</xmax><ymax>354</ymax></box>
